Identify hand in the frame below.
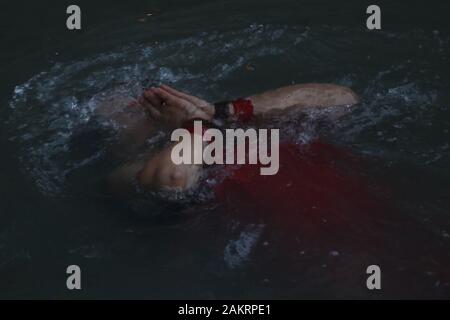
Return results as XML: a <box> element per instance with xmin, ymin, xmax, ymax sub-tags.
<box><xmin>138</xmin><ymin>84</ymin><xmax>215</xmax><ymax>127</ymax></box>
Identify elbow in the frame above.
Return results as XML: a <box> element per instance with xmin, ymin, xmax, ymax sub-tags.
<box><xmin>340</xmin><ymin>86</ymin><xmax>360</xmax><ymax>106</ymax></box>
<box><xmin>347</xmin><ymin>88</ymin><xmax>360</xmax><ymax>106</ymax></box>
<box><xmin>326</xmin><ymin>84</ymin><xmax>360</xmax><ymax>107</ymax></box>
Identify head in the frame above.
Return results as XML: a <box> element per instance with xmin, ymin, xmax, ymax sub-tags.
<box><xmin>137</xmin><ymin>143</ymin><xmax>202</xmax><ymax>191</ymax></box>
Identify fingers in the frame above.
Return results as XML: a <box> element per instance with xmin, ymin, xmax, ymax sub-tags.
<box><xmin>146</xmin><ymin>105</ymin><xmax>162</xmax><ymax>119</ymax></box>
<box><xmin>159</xmin><ymin>84</ymin><xmax>203</xmax><ymax>105</ymax></box>
<box><xmin>144</xmin><ymin>89</ymin><xmax>165</xmax><ymax>109</ymax></box>
<box><xmin>138</xmin><ymin>95</ymin><xmax>162</xmax><ymax>119</ymax></box>
<box><xmin>139</xmin><ymin>85</ymin><xmax>204</xmax><ymax>125</ymax></box>
<box><xmin>142</xmin><ymin>89</ymin><xmax>169</xmax><ymax>118</ymax></box>
<box><xmin>152</xmin><ymin>87</ymin><xmax>184</xmax><ymax>107</ymax></box>
<box><xmin>126</xmin><ymin>99</ymin><xmax>140</xmax><ymax>108</ymax></box>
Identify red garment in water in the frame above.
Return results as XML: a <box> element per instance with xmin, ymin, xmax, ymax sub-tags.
<box><xmin>211</xmin><ymin>141</ymin><xmax>450</xmax><ymax>294</ymax></box>
<box><xmin>213</xmin><ymin>140</ymin><xmax>383</xmax><ymax>238</ymax></box>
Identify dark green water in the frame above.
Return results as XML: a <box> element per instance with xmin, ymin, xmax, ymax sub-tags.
<box><xmin>1</xmin><ymin>0</ymin><xmax>450</xmax><ymax>299</ymax></box>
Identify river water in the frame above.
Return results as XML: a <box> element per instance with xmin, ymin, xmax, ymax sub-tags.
<box><xmin>1</xmin><ymin>0</ymin><xmax>449</xmax><ymax>298</ymax></box>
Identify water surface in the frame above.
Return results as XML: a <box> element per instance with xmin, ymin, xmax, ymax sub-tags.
<box><xmin>1</xmin><ymin>0</ymin><xmax>450</xmax><ymax>299</ymax></box>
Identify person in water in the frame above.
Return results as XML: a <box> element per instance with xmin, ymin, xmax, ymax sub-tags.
<box><xmin>107</xmin><ymin>83</ymin><xmax>360</xmax><ymax>194</ymax></box>
<box><xmin>102</xmin><ymin>83</ymin><xmax>450</xmax><ymax>297</ymax></box>
<box><xmin>106</xmin><ymin>82</ymin><xmax>375</xmax><ymax>255</ymax></box>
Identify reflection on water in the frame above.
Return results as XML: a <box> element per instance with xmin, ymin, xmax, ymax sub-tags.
<box><xmin>2</xmin><ymin>20</ymin><xmax>450</xmax><ymax>298</ymax></box>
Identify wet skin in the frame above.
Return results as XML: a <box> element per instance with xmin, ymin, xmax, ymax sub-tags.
<box><xmin>107</xmin><ymin>83</ymin><xmax>359</xmax><ymax>194</ymax></box>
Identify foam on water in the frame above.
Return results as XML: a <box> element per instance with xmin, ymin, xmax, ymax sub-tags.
<box><xmin>224</xmin><ymin>223</ymin><xmax>265</xmax><ymax>269</ymax></box>
<box><xmin>4</xmin><ymin>25</ymin><xmax>450</xmax><ymax>199</ymax></box>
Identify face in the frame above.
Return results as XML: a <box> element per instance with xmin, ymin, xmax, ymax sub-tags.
<box><xmin>137</xmin><ymin>144</ymin><xmax>201</xmax><ymax>191</ymax></box>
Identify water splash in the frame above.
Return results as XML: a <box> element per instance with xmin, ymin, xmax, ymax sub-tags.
<box><xmin>4</xmin><ymin>25</ymin><xmax>450</xmax><ymax>198</ymax></box>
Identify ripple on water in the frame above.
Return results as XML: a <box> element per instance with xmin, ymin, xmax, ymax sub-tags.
<box><xmin>5</xmin><ymin>25</ymin><xmax>450</xmax><ymax>197</ymax></box>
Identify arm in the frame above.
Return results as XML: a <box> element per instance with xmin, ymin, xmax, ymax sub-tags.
<box><xmin>144</xmin><ymin>83</ymin><xmax>359</xmax><ymax>126</ymax></box>
<box><xmin>248</xmin><ymin>83</ymin><xmax>359</xmax><ymax>115</ymax></box>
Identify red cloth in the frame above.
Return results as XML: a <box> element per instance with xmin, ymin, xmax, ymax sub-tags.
<box><xmin>213</xmin><ymin>141</ymin><xmax>384</xmax><ymax>241</ymax></box>
<box><xmin>210</xmin><ymin>141</ymin><xmax>450</xmax><ymax>292</ymax></box>
<box><xmin>232</xmin><ymin>98</ymin><xmax>254</xmax><ymax>122</ymax></box>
